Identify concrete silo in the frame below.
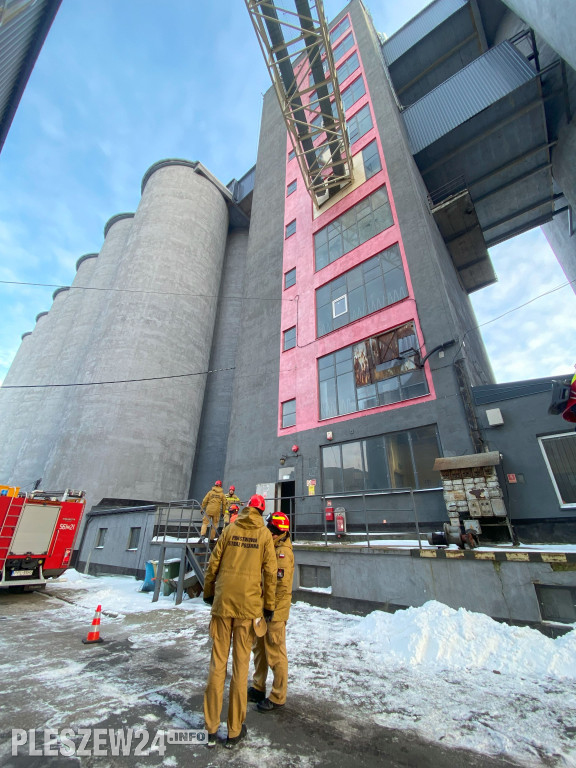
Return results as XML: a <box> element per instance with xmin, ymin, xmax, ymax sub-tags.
<box><xmin>43</xmin><ymin>160</ymin><xmax>230</xmax><ymax>511</ymax></box>
<box><xmin>42</xmin><ymin>215</ymin><xmax>135</xmax><ymax>491</ymax></box>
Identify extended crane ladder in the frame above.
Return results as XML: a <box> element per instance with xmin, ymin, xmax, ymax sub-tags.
<box><xmin>246</xmin><ymin>0</ymin><xmax>353</xmax><ymax>207</ymax></box>
<box><xmin>151</xmin><ymin>500</ymin><xmax>215</xmax><ymax>605</ymax></box>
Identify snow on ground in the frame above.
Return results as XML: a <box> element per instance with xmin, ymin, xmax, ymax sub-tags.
<box><xmin>48</xmin><ymin>570</ymin><xmax>576</xmax><ymax>766</ymax></box>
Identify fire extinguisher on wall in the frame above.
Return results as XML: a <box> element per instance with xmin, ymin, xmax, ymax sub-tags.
<box><xmin>335</xmin><ymin>507</ymin><xmax>346</xmax><ymax>535</ymax></box>
<box><xmin>325</xmin><ymin>501</ymin><xmax>334</xmax><ymax>522</ymax></box>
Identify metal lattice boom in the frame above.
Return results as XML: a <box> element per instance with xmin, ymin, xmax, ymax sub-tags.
<box><xmin>246</xmin><ymin>0</ymin><xmax>353</xmax><ymax>207</ymax></box>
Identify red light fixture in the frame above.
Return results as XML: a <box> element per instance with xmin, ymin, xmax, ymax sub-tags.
<box><xmin>292</xmin><ymin>445</ymin><xmax>299</xmax><ymax>453</ymax></box>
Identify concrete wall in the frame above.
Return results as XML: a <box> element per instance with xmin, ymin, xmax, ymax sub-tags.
<box><xmin>472</xmin><ymin>378</ymin><xmax>576</xmax><ymax>541</ymax></box>
<box><xmin>189</xmin><ymin>228</ymin><xmax>249</xmax><ymax>501</ymax></box>
<box><xmin>293</xmin><ymin>544</ymin><xmax>576</xmax><ymax>629</ymax></box>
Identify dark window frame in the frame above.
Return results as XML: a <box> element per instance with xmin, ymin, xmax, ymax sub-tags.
<box><xmin>127</xmin><ymin>527</ymin><xmax>141</xmax><ymax>551</ymax></box>
<box><xmin>284</xmin><ymin>267</ymin><xmax>296</xmax><ymax>289</ymax></box>
<box><xmin>284</xmin><ymin>326</ymin><xmax>297</xmax><ymax>351</ymax></box>
<box><xmin>281</xmin><ymin>399</ymin><xmax>296</xmax><ymax>428</ymax></box>
<box><xmin>317</xmin><ymin>322</ymin><xmax>427</xmax><ymax>418</ymax></box>
<box><xmin>316</xmin><ymin>243</ymin><xmax>409</xmax><ymax>337</ymax></box>
<box><xmin>314</xmin><ymin>186</ymin><xmax>394</xmax><ymax>270</ymax></box>
<box><xmin>321</xmin><ymin>425</ymin><xmax>441</xmax><ymax>493</ymax></box>
<box><xmin>286</xmin><ymin>219</ymin><xmax>297</xmax><ymax>238</ymax></box>
<box><xmin>287</xmin><ymin>179</ymin><xmax>297</xmax><ymax>196</ymax></box>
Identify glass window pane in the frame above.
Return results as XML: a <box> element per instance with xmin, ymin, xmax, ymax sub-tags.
<box><xmin>386</xmin><ymin>431</ymin><xmax>415</xmax><ymax>489</ymax></box>
<box><xmin>337</xmin><ymin>372</ymin><xmax>357</xmax><ymax>415</ymax></box>
<box><xmin>410</xmin><ymin>425</ymin><xmax>441</xmax><ymax>489</ymax></box>
<box><xmin>377</xmin><ymin>376</ymin><xmax>401</xmax><ymax>405</ymax></box>
<box><xmin>541</xmin><ymin>434</ymin><xmax>576</xmax><ymax>503</ymax></box>
<box><xmin>364</xmin><ymin>435</ymin><xmax>390</xmax><ymax>490</ymax></box>
<box><xmin>348</xmin><ymin>285</ymin><xmax>366</xmax><ymax>322</ymax></box>
<box><xmin>282</xmin><ymin>399</ymin><xmax>296</xmax><ymax>428</ymax></box>
<box><xmin>357</xmin><ymin>384</ymin><xmax>378</xmax><ymax>411</ymax></box>
<box><xmin>284</xmin><ymin>268</ymin><xmax>296</xmax><ymax>289</ymax></box>
<box><xmin>316</xmin><ymin>283</ymin><xmax>331</xmax><ymax>307</ymax></box>
<box><xmin>284</xmin><ymin>327</ymin><xmax>296</xmax><ymax>351</ymax></box>
<box><xmin>322</xmin><ymin>444</ymin><xmax>343</xmax><ymax>493</ymax></box>
<box><xmin>365</xmin><ymin>274</ymin><xmax>385</xmax><ymax>314</ymax></box>
<box><xmin>342</xmin><ymin>441</ymin><xmax>365</xmax><ymax>491</ymax></box>
<box><xmin>399</xmin><ymin>369</ymin><xmax>428</xmax><ymax>400</ymax></box>
<box><xmin>319</xmin><ymin>378</ymin><xmax>338</xmax><ymax>420</ymax></box>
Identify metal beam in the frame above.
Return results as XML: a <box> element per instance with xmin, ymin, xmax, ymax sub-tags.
<box><xmin>245</xmin><ymin>0</ymin><xmax>352</xmax><ymax>207</ymax></box>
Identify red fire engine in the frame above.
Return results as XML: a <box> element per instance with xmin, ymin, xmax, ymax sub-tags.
<box><xmin>0</xmin><ymin>485</ymin><xmax>86</xmax><ymax>590</ymax></box>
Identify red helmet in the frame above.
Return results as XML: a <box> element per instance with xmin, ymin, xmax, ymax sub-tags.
<box><xmin>267</xmin><ymin>512</ymin><xmax>290</xmax><ymax>532</ymax></box>
<box><xmin>215</xmin><ymin>480</ymin><xmax>222</xmax><ymax>487</ymax></box>
<box><xmin>229</xmin><ymin>485</ymin><xmax>235</xmax><ymax>492</ymax></box>
<box><xmin>229</xmin><ymin>503</ymin><xmax>240</xmax><ymax>513</ymax></box>
<box><xmin>248</xmin><ymin>494</ymin><xmax>266</xmax><ymax>512</ymax></box>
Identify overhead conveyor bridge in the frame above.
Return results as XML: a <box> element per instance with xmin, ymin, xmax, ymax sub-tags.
<box><xmin>246</xmin><ymin>0</ymin><xmax>353</xmax><ymax>207</ymax></box>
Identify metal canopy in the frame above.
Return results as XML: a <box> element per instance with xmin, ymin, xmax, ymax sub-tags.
<box><xmin>0</xmin><ymin>0</ymin><xmax>62</xmax><ymax>154</ymax></box>
<box><xmin>245</xmin><ymin>0</ymin><xmax>353</xmax><ymax>207</ymax></box>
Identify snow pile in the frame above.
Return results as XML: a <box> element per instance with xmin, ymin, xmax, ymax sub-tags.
<box><xmin>48</xmin><ymin>569</ymin><xmax>203</xmax><ymax>616</ymax></box>
<box><xmin>341</xmin><ymin>600</ymin><xmax>576</xmax><ymax>679</ymax></box>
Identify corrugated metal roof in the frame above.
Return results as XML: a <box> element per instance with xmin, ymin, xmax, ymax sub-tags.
<box><xmin>472</xmin><ymin>377</ymin><xmax>567</xmax><ymax>406</ymax></box>
<box><xmin>403</xmin><ymin>41</ymin><xmax>536</xmax><ymax>155</ymax></box>
<box><xmin>382</xmin><ymin>0</ymin><xmax>467</xmax><ymax>66</ymax></box>
<box><xmin>0</xmin><ymin>0</ymin><xmax>59</xmax><ymax>152</ymax></box>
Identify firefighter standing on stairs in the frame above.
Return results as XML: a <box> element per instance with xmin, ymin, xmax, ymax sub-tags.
<box><xmin>199</xmin><ymin>480</ymin><xmax>227</xmax><ymax>544</ymax></box>
<box><xmin>222</xmin><ymin>485</ymin><xmax>241</xmax><ymax>530</ymax></box>
<box><xmin>248</xmin><ymin>511</ymin><xmax>294</xmax><ymax>712</ymax></box>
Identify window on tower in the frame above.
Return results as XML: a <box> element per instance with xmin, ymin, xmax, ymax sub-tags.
<box><xmin>314</xmin><ymin>186</ymin><xmax>394</xmax><ymax>270</ymax></box>
<box><xmin>281</xmin><ymin>399</ymin><xmax>296</xmax><ymax>428</ymax></box>
<box><xmin>316</xmin><ymin>243</ymin><xmax>408</xmax><ymax>336</ymax></box>
<box><xmin>283</xmin><ymin>326</ymin><xmax>296</xmax><ymax>351</ymax></box>
<box><xmin>318</xmin><ymin>322</ymin><xmax>427</xmax><ymax>419</ymax></box>
<box><xmin>346</xmin><ymin>103</ymin><xmax>373</xmax><ymax>145</ymax></box>
<box><xmin>321</xmin><ymin>424</ymin><xmax>441</xmax><ymax>493</ymax></box>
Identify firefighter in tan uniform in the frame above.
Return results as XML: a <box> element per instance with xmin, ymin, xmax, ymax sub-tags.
<box><xmin>222</xmin><ymin>485</ymin><xmax>241</xmax><ymax>528</ymax></box>
<box><xmin>202</xmin><ymin>494</ymin><xmax>276</xmax><ymax>749</ymax></box>
<box><xmin>199</xmin><ymin>480</ymin><xmax>226</xmax><ymax>543</ymax></box>
<box><xmin>248</xmin><ymin>511</ymin><xmax>294</xmax><ymax>711</ymax></box>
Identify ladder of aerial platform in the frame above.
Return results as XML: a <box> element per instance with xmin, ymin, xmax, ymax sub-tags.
<box><xmin>245</xmin><ymin>0</ymin><xmax>353</xmax><ymax>207</ymax></box>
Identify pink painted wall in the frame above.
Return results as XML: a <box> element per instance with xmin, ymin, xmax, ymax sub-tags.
<box><xmin>278</xmin><ymin>15</ymin><xmax>436</xmax><ymax>435</ymax></box>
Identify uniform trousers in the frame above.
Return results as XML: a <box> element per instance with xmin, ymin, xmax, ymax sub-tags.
<box><xmin>251</xmin><ymin>620</ymin><xmax>288</xmax><ymax>705</ymax></box>
<box><xmin>200</xmin><ymin>513</ymin><xmax>219</xmax><ymax>539</ymax></box>
<box><xmin>204</xmin><ymin>616</ymin><xmax>254</xmax><ymax>738</ymax></box>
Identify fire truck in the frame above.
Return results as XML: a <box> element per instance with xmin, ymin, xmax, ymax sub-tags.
<box><xmin>0</xmin><ymin>485</ymin><xmax>86</xmax><ymax>590</ymax></box>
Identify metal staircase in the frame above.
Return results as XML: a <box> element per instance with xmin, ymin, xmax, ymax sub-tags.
<box><xmin>151</xmin><ymin>499</ymin><xmax>216</xmax><ymax>605</ymax></box>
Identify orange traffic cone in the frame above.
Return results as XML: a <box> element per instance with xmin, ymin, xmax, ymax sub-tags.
<box><xmin>82</xmin><ymin>604</ymin><xmax>104</xmax><ymax>644</ymax></box>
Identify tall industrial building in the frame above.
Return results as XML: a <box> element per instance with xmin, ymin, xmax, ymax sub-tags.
<box><xmin>1</xmin><ymin>0</ymin><xmax>574</xmax><ymax>539</ymax></box>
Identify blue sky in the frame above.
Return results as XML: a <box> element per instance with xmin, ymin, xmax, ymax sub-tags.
<box><xmin>0</xmin><ymin>0</ymin><xmax>573</xmax><ymax>386</ymax></box>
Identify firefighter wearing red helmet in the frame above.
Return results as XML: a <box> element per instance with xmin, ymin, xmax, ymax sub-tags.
<box><xmin>199</xmin><ymin>481</ymin><xmax>227</xmax><ymax>544</ymax></box>
<box><xmin>202</xmin><ymin>493</ymin><xmax>277</xmax><ymax>749</ymax></box>
<box><xmin>223</xmin><ymin>485</ymin><xmax>241</xmax><ymax>529</ymax></box>
<box><xmin>248</xmin><ymin>510</ymin><xmax>294</xmax><ymax>712</ymax></box>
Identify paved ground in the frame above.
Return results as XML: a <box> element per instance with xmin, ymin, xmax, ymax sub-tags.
<box><xmin>0</xmin><ymin>589</ymin><xmax>523</xmax><ymax>768</ymax></box>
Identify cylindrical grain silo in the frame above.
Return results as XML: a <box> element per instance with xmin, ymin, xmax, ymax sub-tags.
<box><xmin>44</xmin><ymin>161</ymin><xmax>230</xmax><ymax>510</ymax></box>
<box><xmin>42</xmin><ymin>215</ymin><xmax>134</xmax><ymax>490</ymax></box>
<box><xmin>0</xmin><ymin>330</ymin><xmax>34</xmax><ymax>483</ymax></box>
<box><xmin>0</xmin><ymin>307</ymin><xmax>57</xmax><ymax>489</ymax></box>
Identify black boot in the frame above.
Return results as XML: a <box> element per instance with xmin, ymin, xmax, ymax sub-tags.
<box><xmin>247</xmin><ymin>686</ymin><xmax>265</xmax><ymax>703</ymax></box>
<box><xmin>224</xmin><ymin>723</ymin><xmax>247</xmax><ymax>749</ymax></box>
<box><xmin>257</xmin><ymin>697</ymin><xmax>285</xmax><ymax>712</ymax></box>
